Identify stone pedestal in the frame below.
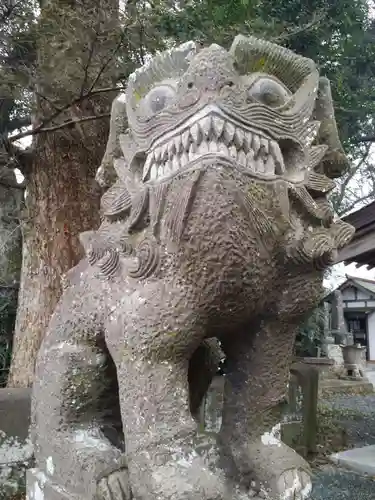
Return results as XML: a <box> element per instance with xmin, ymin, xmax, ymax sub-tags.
<box><xmin>0</xmin><ymin>389</ymin><xmax>33</xmax><ymax>499</ymax></box>
<box><xmin>27</xmin><ymin>468</ymin><xmax>79</xmax><ymax>500</ymax></box>
<box><xmin>325</xmin><ymin>344</ymin><xmax>344</xmax><ymax>375</ymax></box>
<box><xmin>340</xmin><ymin>345</ymin><xmax>368</xmax><ymax>379</ymax></box>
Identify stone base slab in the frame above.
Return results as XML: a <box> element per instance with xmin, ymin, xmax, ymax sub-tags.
<box><xmin>27</xmin><ymin>468</ymin><xmax>80</xmax><ymax>500</ymax></box>
<box><xmin>331</xmin><ymin>445</ymin><xmax>375</xmax><ymax>476</ymax></box>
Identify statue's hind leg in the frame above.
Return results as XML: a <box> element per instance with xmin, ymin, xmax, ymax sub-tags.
<box><xmin>219</xmin><ymin>276</ymin><xmax>322</xmax><ymax>499</ymax></box>
<box><xmin>219</xmin><ymin>322</ymin><xmax>311</xmax><ymax>500</ymax></box>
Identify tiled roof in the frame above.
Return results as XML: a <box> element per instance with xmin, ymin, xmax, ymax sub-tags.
<box><xmin>346</xmin><ymin>275</ymin><xmax>375</xmax><ymax>296</ymax></box>
<box><xmin>343</xmin><ymin>201</ymin><xmax>375</xmax><ymax>231</ymax></box>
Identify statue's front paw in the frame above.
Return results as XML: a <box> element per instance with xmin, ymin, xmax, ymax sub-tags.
<box><xmin>276</xmin><ymin>469</ymin><xmax>312</xmax><ymax>500</ymax></box>
<box><xmin>96</xmin><ymin>467</ymin><xmax>132</xmax><ymax>500</ymax></box>
<box><xmin>224</xmin><ymin>439</ymin><xmax>312</xmax><ymax>500</ymax></box>
<box><xmin>151</xmin><ymin>458</ymin><xmax>227</xmax><ymax>500</ymax></box>
<box><xmin>127</xmin><ymin>443</ymin><xmax>228</xmax><ymax>500</ymax></box>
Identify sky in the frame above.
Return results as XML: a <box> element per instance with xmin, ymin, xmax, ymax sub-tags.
<box><xmin>326</xmin><ymin>262</ymin><xmax>375</xmax><ymax>290</ymax></box>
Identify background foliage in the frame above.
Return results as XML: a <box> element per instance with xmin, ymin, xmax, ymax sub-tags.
<box><xmin>0</xmin><ymin>290</ymin><xmax>17</xmax><ymax>386</ymax></box>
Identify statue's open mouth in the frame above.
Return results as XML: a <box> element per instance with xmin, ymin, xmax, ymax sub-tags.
<box><xmin>142</xmin><ymin>105</ymin><xmax>305</xmax><ymax>183</ymax></box>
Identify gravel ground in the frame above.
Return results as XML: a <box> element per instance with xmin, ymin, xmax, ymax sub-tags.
<box><xmin>312</xmin><ymin>467</ymin><xmax>375</xmax><ymax>500</ymax></box>
<box><xmin>320</xmin><ymin>394</ymin><xmax>375</xmax><ymax>448</ymax></box>
<box><xmin>311</xmin><ymin>394</ymin><xmax>375</xmax><ymax>500</ymax></box>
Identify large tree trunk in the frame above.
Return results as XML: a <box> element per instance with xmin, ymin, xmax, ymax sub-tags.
<box><xmin>7</xmin><ymin>0</ymin><xmax>120</xmax><ymax>387</ymax></box>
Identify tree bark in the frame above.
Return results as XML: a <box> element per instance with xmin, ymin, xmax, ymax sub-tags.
<box><xmin>7</xmin><ymin>0</ymin><xmax>120</xmax><ymax>387</ymax></box>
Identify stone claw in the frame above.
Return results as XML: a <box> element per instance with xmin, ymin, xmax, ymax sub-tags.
<box><xmin>277</xmin><ymin>469</ymin><xmax>312</xmax><ymax>500</ymax></box>
<box><xmin>96</xmin><ymin>468</ymin><xmax>132</xmax><ymax>500</ymax></box>
<box><xmin>221</xmin><ymin>438</ymin><xmax>313</xmax><ymax>500</ymax></box>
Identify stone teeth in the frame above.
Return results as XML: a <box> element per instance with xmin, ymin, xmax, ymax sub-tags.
<box><xmin>161</xmin><ymin>143</ymin><xmax>169</xmax><ymax>161</ymax></box>
<box><xmin>209</xmin><ymin>141</ymin><xmax>218</xmax><ymax>153</ymax></box>
<box><xmin>163</xmin><ymin>162</ymin><xmax>171</xmax><ymax>176</ymax></box>
<box><xmin>275</xmin><ymin>161</ymin><xmax>285</xmax><ymax>175</ymax></box>
<box><xmin>188</xmin><ymin>144</ymin><xmax>197</xmax><ymax>161</ymax></box>
<box><xmin>259</xmin><ymin>138</ymin><xmax>269</xmax><ymax>157</ymax></box>
<box><xmin>180</xmin><ymin>152</ymin><xmax>189</xmax><ymax>166</ymax></box>
<box><xmin>200</xmin><ymin>116</ymin><xmax>212</xmax><ymax>139</ymax></box>
<box><xmin>212</xmin><ymin>116</ymin><xmax>225</xmax><ymax>138</ymax></box>
<box><xmin>188</xmin><ymin>143</ymin><xmax>196</xmax><ymax>155</ymax></box>
<box><xmin>150</xmin><ymin>164</ymin><xmax>157</xmax><ymax>180</ymax></box>
<box><xmin>172</xmin><ymin>156</ymin><xmax>180</xmax><ymax>171</ymax></box>
<box><xmin>238</xmin><ymin>150</ymin><xmax>246</xmax><ymax>167</ymax></box>
<box><xmin>223</xmin><ymin>121</ymin><xmax>236</xmax><ymax>145</ymax></box>
<box><xmin>182</xmin><ymin>130</ymin><xmax>190</xmax><ymax>149</ymax></box>
<box><xmin>269</xmin><ymin>141</ymin><xmax>285</xmax><ymax>173</ymax></box>
<box><xmin>190</xmin><ymin>123</ymin><xmax>202</xmax><ymax>145</ymax></box>
<box><xmin>252</xmin><ymin>134</ymin><xmax>261</xmax><ymax>156</ymax></box>
<box><xmin>246</xmin><ymin>150</ymin><xmax>255</xmax><ymax>169</ymax></box>
<box><xmin>143</xmin><ymin>153</ymin><xmax>154</xmax><ymax>180</ymax></box>
<box><xmin>168</xmin><ymin>141</ymin><xmax>176</xmax><ymax>159</ymax></box>
<box><xmin>148</xmin><ymin>124</ymin><xmax>286</xmax><ymax>181</ymax></box>
<box><xmin>229</xmin><ymin>145</ymin><xmax>237</xmax><ymax>161</ymax></box>
<box><xmin>243</xmin><ymin>132</ymin><xmax>252</xmax><ymax>153</ymax></box>
<box><xmin>198</xmin><ymin>141</ymin><xmax>209</xmax><ymax>155</ymax></box>
<box><xmin>265</xmin><ymin>155</ymin><xmax>275</xmax><ymax>174</ymax></box>
<box><xmin>218</xmin><ymin>144</ymin><xmax>229</xmax><ymax>156</ymax></box>
<box><xmin>234</xmin><ymin>128</ymin><xmax>245</xmax><ymax>149</ymax></box>
<box><xmin>154</xmin><ymin>147</ymin><xmax>162</xmax><ymax>162</ymax></box>
<box><xmin>254</xmin><ymin>157</ymin><xmax>265</xmax><ymax>173</ymax></box>
<box><xmin>174</xmin><ymin>136</ymin><xmax>183</xmax><ymax>154</ymax></box>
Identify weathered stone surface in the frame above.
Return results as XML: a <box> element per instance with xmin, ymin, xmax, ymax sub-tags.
<box><xmin>331</xmin><ymin>445</ymin><xmax>375</xmax><ymax>476</ymax></box>
<box><xmin>0</xmin><ymin>389</ymin><xmax>31</xmax><ymax>441</ymax></box>
<box><xmin>0</xmin><ymin>389</ymin><xmax>33</xmax><ymax>499</ymax></box>
<box><xmin>29</xmin><ymin>35</ymin><xmax>354</xmax><ymax>500</ymax></box>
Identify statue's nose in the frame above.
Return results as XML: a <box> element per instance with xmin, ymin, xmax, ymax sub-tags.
<box><xmin>180</xmin><ymin>44</ymin><xmax>237</xmax><ymax>94</ymax></box>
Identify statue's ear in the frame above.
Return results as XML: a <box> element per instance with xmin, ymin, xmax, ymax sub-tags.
<box><xmin>313</xmin><ymin>77</ymin><xmax>350</xmax><ymax>179</ymax></box>
<box><xmin>96</xmin><ymin>94</ymin><xmax>128</xmax><ymax>189</ymax></box>
<box><xmin>230</xmin><ymin>34</ymin><xmax>316</xmax><ymax>92</ymax></box>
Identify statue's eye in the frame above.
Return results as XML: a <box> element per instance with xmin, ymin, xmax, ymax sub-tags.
<box><xmin>248</xmin><ymin>77</ymin><xmax>291</xmax><ymax>107</ymax></box>
<box><xmin>141</xmin><ymin>85</ymin><xmax>176</xmax><ymax>115</ymax></box>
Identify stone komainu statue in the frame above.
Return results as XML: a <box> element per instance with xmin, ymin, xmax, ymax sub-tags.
<box><xmin>28</xmin><ymin>36</ymin><xmax>354</xmax><ymax>500</ymax></box>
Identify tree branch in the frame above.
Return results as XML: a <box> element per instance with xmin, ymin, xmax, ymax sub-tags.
<box><xmin>27</xmin><ymin>112</ymin><xmax>110</xmax><ymax>135</ymax></box>
<box><xmin>0</xmin><ymin>178</ymin><xmax>25</xmax><ymax>190</ymax></box>
<box><xmin>80</xmin><ymin>29</ymin><xmax>99</xmax><ymax>97</ymax></box>
<box><xmin>271</xmin><ymin>9</ymin><xmax>327</xmax><ymax>43</ymax></box>
<box><xmin>8</xmin><ymin>85</ymin><xmax>126</xmax><ymax>143</ymax></box>
<box><xmin>339</xmin><ymin>192</ymin><xmax>375</xmax><ymax>216</ymax></box>
<box><xmin>354</xmin><ymin>135</ymin><xmax>375</xmax><ymax>144</ymax></box>
<box><xmin>7</xmin><ymin>116</ymin><xmax>32</xmax><ymax>133</ymax></box>
<box><xmin>0</xmin><ymin>138</ymin><xmax>33</xmax><ymax>174</ymax></box>
<box><xmin>0</xmin><ymin>0</ymin><xmax>24</xmax><ymax>24</ymax></box>
<box><xmin>87</xmin><ymin>32</ymin><xmax>127</xmax><ymax>95</ymax></box>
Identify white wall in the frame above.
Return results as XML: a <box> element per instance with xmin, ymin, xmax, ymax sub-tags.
<box><xmin>367</xmin><ymin>311</ymin><xmax>375</xmax><ymax>361</ymax></box>
<box><xmin>342</xmin><ymin>286</ymin><xmax>357</xmax><ymax>300</ymax></box>
<box><xmin>342</xmin><ymin>285</ymin><xmax>374</xmax><ymax>302</ymax></box>
<box><xmin>357</xmin><ymin>289</ymin><xmax>372</xmax><ymax>300</ymax></box>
